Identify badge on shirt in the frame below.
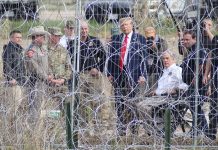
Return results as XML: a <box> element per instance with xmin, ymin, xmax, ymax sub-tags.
<box><xmin>147</xmin><ymin>58</ymin><xmax>154</xmax><ymax>65</ymax></box>
<box><xmin>40</xmin><ymin>49</ymin><xmax>46</xmax><ymax>56</ymax></box>
<box><xmin>168</xmin><ymin>72</ymin><xmax>172</xmax><ymax>76</ymax></box>
<box><xmin>88</xmin><ymin>41</ymin><xmax>93</xmax><ymax>47</ymax></box>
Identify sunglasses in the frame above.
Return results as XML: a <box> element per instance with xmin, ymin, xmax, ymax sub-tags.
<box><xmin>67</xmin><ymin>27</ymin><xmax>74</xmax><ymax>30</ymax></box>
<box><xmin>147</xmin><ymin>36</ymin><xmax>154</xmax><ymax>41</ymax></box>
<box><xmin>35</xmin><ymin>34</ymin><xmax>45</xmax><ymax>37</ymax></box>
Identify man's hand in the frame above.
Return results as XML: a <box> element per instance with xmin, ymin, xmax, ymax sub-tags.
<box><xmin>149</xmin><ymin>90</ymin><xmax>156</xmax><ymax>96</ymax></box>
<box><xmin>169</xmin><ymin>87</ymin><xmax>179</xmax><ymax>95</ymax></box>
<box><xmin>26</xmin><ymin>49</ymin><xmax>35</xmax><ymax>58</ymax></box>
<box><xmin>203</xmin><ymin>21</ymin><xmax>214</xmax><ymax>41</ymax></box>
<box><xmin>9</xmin><ymin>79</ymin><xmax>17</xmax><ymax>86</ymax></box>
<box><xmin>55</xmin><ymin>79</ymin><xmax>65</xmax><ymax>86</ymax></box>
<box><xmin>202</xmin><ymin>75</ymin><xmax>209</xmax><ymax>85</ymax></box>
<box><xmin>108</xmin><ymin>75</ymin><xmax>113</xmax><ymax>83</ymax></box>
<box><xmin>90</xmin><ymin>68</ymin><xmax>99</xmax><ymax>77</ymax></box>
<box><xmin>50</xmin><ymin>78</ymin><xmax>65</xmax><ymax>86</ymax></box>
<box><xmin>48</xmin><ymin>75</ymin><xmax>54</xmax><ymax>82</ymax></box>
<box><xmin>137</xmin><ymin>76</ymin><xmax>146</xmax><ymax>85</ymax></box>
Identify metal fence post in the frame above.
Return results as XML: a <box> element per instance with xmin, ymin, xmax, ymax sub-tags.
<box><xmin>164</xmin><ymin>108</ymin><xmax>171</xmax><ymax>150</ymax></box>
<box><xmin>65</xmin><ymin>102</ymin><xmax>73</xmax><ymax>149</ymax></box>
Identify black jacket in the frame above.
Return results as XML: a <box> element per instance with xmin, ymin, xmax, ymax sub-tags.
<box><xmin>146</xmin><ymin>36</ymin><xmax>167</xmax><ymax>74</ymax></box>
<box><xmin>68</xmin><ymin>35</ymin><xmax>106</xmax><ymax>72</ymax></box>
<box><xmin>180</xmin><ymin>44</ymin><xmax>206</xmax><ymax>86</ymax></box>
<box><xmin>2</xmin><ymin>41</ymin><xmax>26</xmax><ymax>85</ymax></box>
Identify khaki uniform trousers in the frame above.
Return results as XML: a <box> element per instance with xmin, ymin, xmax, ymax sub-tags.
<box><xmin>32</xmin><ymin>82</ymin><xmax>69</xmax><ymax>149</ymax></box>
<box><xmin>4</xmin><ymin>85</ymin><xmax>27</xmax><ymax>117</ymax></box>
<box><xmin>79</xmin><ymin>72</ymin><xmax>113</xmax><ymax>126</ymax></box>
<box><xmin>3</xmin><ymin>84</ymin><xmax>28</xmax><ymax>147</ymax></box>
<box><xmin>29</xmin><ymin>81</ymin><xmax>49</xmax><ymax>150</ymax></box>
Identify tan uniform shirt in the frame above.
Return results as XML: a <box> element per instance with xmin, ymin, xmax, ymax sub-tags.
<box><xmin>25</xmin><ymin>43</ymin><xmax>50</xmax><ymax>81</ymax></box>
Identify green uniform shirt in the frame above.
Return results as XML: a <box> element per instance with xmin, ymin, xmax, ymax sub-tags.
<box><xmin>48</xmin><ymin>43</ymin><xmax>71</xmax><ymax>82</ymax></box>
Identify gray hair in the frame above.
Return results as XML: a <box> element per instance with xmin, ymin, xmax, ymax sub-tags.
<box><xmin>161</xmin><ymin>50</ymin><xmax>176</xmax><ymax>60</ymax></box>
<box><xmin>80</xmin><ymin>20</ymin><xmax>89</xmax><ymax>28</ymax></box>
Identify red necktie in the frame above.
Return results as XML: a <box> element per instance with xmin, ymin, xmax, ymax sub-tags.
<box><xmin>119</xmin><ymin>35</ymin><xmax>128</xmax><ymax>71</ymax></box>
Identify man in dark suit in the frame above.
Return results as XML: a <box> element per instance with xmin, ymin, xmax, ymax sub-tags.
<box><xmin>107</xmin><ymin>17</ymin><xmax>147</xmax><ymax>136</ymax></box>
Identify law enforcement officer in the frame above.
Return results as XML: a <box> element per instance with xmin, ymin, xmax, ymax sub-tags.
<box><xmin>25</xmin><ymin>25</ymin><xmax>51</xmax><ymax>149</ymax></box>
<box><xmin>68</xmin><ymin>21</ymin><xmax>112</xmax><ymax>130</ymax></box>
<box><xmin>2</xmin><ymin>30</ymin><xmax>28</xmax><ymax>146</ymax></box>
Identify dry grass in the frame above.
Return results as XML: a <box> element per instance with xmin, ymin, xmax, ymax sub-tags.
<box><xmin>0</xmin><ymin>2</ymin><xmax>217</xmax><ymax>149</ymax></box>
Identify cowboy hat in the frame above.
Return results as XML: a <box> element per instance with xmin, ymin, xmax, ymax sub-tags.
<box><xmin>27</xmin><ymin>26</ymin><xmax>50</xmax><ymax>37</ymax></box>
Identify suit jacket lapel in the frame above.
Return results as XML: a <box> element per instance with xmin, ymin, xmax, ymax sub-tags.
<box><xmin>131</xmin><ymin>32</ymin><xmax>137</xmax><ymax>44</ymax></box>
<box><xmin>120</xmin><ymin>33</ymin><xmax>124</xmax><ymax>45</ymax></box>
<box><xmin>118</xmin><ymin>34</ymin><xmax>124</xmax><ymax>54</ymax></box>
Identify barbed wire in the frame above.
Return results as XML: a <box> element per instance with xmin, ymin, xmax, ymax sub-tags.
<box><xmin>0</xmin><ymin>0</ymin><xmax>218</xmax><ymax>149</ymax></box>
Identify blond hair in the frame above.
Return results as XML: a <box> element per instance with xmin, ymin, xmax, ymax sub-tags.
<box><xmin>119</xmin><ymin>17</ymin><xmax>133</xmax><ymax>25</ymax></box>
<box><xmin>144</xmin><ymin>26</ymin><xmax>156</xmax><ymax>37</ymax></box>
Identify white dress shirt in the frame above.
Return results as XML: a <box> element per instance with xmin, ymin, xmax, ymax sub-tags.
<box><xmin>123</xmin><ymin>31</ymin><xmax>133</xmax><ymax>66</ymax></box>
<box><xmin>156</xmin><ymin>63</ymin><xmax>188</xmax><ymax>96</ymax></box>
<box><xmin>59</xmin><ymin>35</ymin><xmax>74</xmax><ymax>49</ymax></box>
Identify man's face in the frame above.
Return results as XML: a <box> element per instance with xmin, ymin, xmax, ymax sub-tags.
<box><xmin>162</xmin><ymin>53</ymin><xmax>174</xmax><ymax>68</ymax></box>
<box><xmin>120</xmin><ymin>20</ymin><xmax>133</xmax><ymax>35</ymax></box>
<box><xmin>34</xmin><ymin>34</ymin><xmax>45</xmax><ymax>45</ymax></box>
<box><xmin>64</xmin><ymin>27</ymin><xmax>74</xmax><ymax>37</ymax></box>
<box><xmin>81</xmin><ymin>24</ymin><xmax>89</xmax><ymax>38</ymax></box>
<box><xmin>50</xmin><ymin>34</ymin><xmax>61</xmax><ymax>45</ymax></box>
<box><xmin>203</xmin><ymin>19</ymin><xmax>213</xmax><ymax>30</ymax></box>
<box><xmin>183</xmin><ymin>34</ymin><xmax>196</xmax><ymax>48</ymax></box>
<box><xmin>11</xmin><ymin>33</ymin><xmax>22</xmax><ymax>44</ymax></box>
